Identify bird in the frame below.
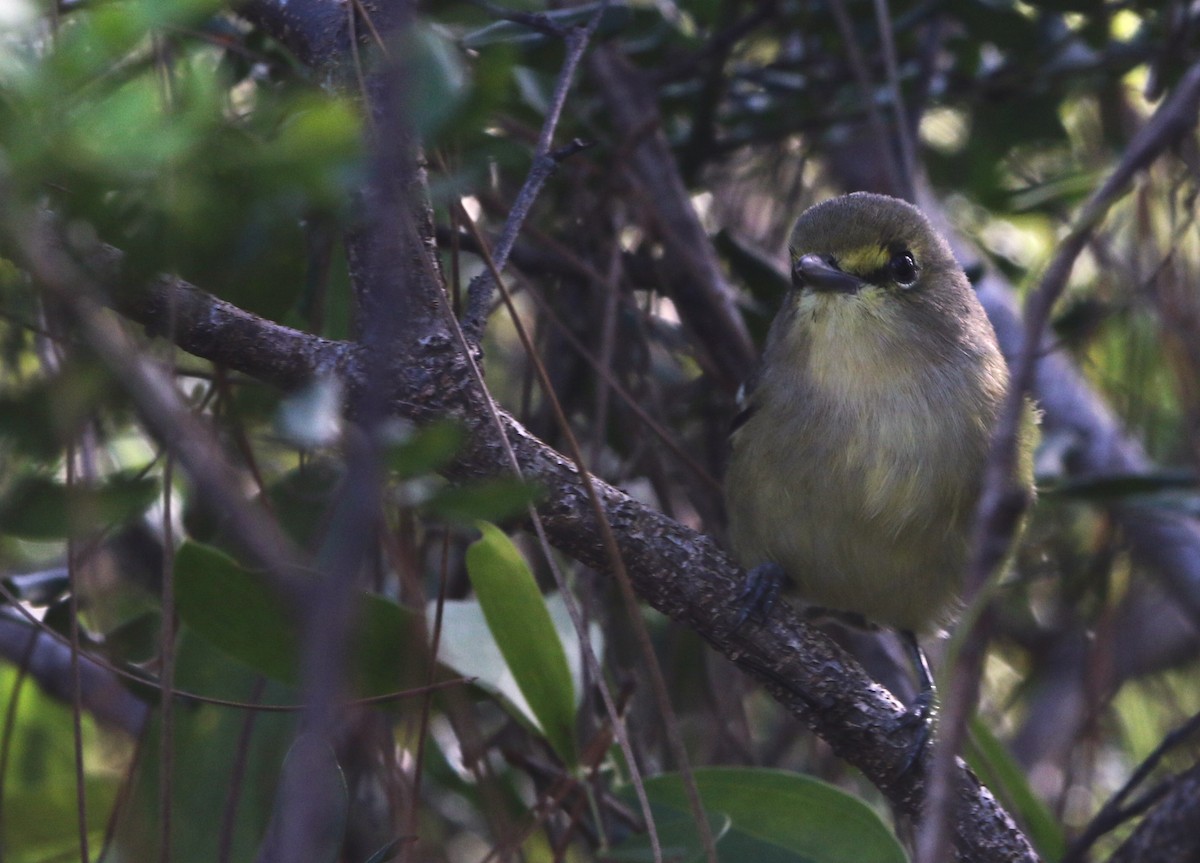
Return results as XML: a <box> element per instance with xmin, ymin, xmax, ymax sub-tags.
<box><xmin>724</xmin><ymin>191</ymin><xmax>1036</xmax><ymax>715</ymax></box>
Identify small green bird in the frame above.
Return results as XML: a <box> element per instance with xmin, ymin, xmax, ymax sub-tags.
<box><xmin>724</xmin><ymin>193</ymin><xmax>1035</xmax><ymax>698</ymax></box>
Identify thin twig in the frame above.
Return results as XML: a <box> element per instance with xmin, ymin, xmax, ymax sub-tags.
<box><xmin>462</xmin><ymin>6</ymin><xmax>606</xmax><ymax>342</ymax></box>
<box><xmin>468</xmin><ymin>0</ymin><xmax>568</xmax><ymax>38</ymax></box>
<box><xmin>513</xmin><ymin>265</ymin><xmax>721</xmax><ymax>491</ymax></box>
<box><xmin>872</xmin><ymin>0</ymin><xmax>916</xmax><ymax>200</ymax></box>
<box><xmin>827</xmin><ymin>0</ymin><xmax>904</xmax><ymax>197</ymax></box>
<box><xmin>218</xmin><ymin>677</ymin><xmax>269</xmax><ymax>863</ymax></box>
<box><xmin>1063</xmin><ymin>707</ymin><xmax>1200</xmax><ymax>863</ymax></box>
<box><xmin>917</xmin><ymin>57</ymin><xmax>1200</xmax><ymax>863</ymax></box>
<box><xmin>446</xmin><ymin>202</ymin><xmax>668</xmax><ymax>863</ymax></box>
<box><xmin>0</xmin><ymin>625</ymin><xmax>38</xmax><ymax>851</ymax></box>
<box><xmin>0</xmin><ymin>575</ymin><xmax>469</xmax><ymax>713</ymax></box>
<box><xmin>459</xmin><ymin>206</ymin><xmax>720</xmax><ymax>863</ymax></box>
<box><xmin>66</xmin><ymin>448</ymin><xmax>90</xmax><ymax>863</ymax></box>
<box><xmin>403</xmin><ymin>531</ymin><xmax>453</xmax><ymax>863</ymax></box>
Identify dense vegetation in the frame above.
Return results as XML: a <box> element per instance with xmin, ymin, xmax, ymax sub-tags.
<box><xmin>1</xmin><ymin>1</ymin><xmax>1199</xmax><ymax>861</ymax></box>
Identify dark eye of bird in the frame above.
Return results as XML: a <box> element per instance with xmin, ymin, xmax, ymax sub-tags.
<box><xmin>889</xmin><ymin>251</ymin><xmax>919</xmax><ymax>287</ymax></box>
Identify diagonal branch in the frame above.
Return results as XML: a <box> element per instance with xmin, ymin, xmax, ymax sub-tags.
<box><xmin>93</xmin><ymin>266</ymin><xmax>1038</xmax><ymax>863</ymax></box>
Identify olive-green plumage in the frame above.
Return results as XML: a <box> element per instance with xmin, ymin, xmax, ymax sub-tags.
<box><xmin>725</xmin><ymin>193</ymin><xmax>1034</xmax><ymax>633</ymax></box>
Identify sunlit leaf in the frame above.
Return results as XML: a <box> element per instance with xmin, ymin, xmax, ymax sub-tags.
<box><xmin>464</xmin><ymin>522</ymin><xmax>577</xmax><ymax>766</ymax></box>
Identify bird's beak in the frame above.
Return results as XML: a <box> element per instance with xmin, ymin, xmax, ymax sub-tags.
<box><xmin>792</xmin><ymin>254</ymin><xmax>863</xmax><ymax>294</ymax></box>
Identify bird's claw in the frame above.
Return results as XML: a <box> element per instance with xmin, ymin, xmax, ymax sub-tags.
<box><xmin>731</xmin><ymin>562</ymin><xmax>788</xmax><ymax>631</ymax></box>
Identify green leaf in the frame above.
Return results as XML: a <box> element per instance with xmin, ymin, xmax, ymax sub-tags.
<box><xmin>464</xmin><ymin>522</ymin><xmax>577</xmax><ymax>766</ymax></box>
<box><xmin>403</xmin><ymin>25</ymin><xmax>469</xmax><ymax>141</ymax></box>
<box><xmin>0</xmin><ymin>472</ymin><xmax>157</xmax><ymax>540</ymax></box>
<box><xmin>174</xmin><ymin>542</ymin><xmax>420</xmax><ymax>697</ymax></box>
<box><xmin>175</xmin><ymin>542</ymin><xmax>303</xmax><ymax>685</ymax></box>
<box><xmin>966</xmin><ymin>718</ymin><xmax>1066</xmax><ymax>862</ymax></box>
<box><xmin>387</xmin><ymin>420</ymin><xmax>466</xmax><ymax>479</ymax></box>
<box><xmin>0</xmin><ymin>362</ymin><xmax>116</xmax><ymax>459</ymax></box>
<box><xmin>431</xmin><ymin>593</ymin><xmax>600</xmax><ymax>733</ymax></box>
<box><xmin>611</xmin><ymin>768</ymin><xmax>908</xmax><ymax>863</ymax></box>
<box><xmin>351</xmin><ymin>592</ymin><xmax>422</xmax><ymax>697</ymax></box>
<box><xmin>425</xmin><ymin>477</ymin><xmax>542</xmax><ymax>523</ymax></box>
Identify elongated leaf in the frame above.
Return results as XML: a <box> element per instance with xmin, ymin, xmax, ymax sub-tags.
<box><xmin>610</xmin><ymin>768</ymin><xmax>907</xmax><ymax>863</ymax></box>
<box><xmin>175</xmin><ymin>542</ymin><xmax>302</xmax><ymax>684</ymax></box>
<box><xmin>465</xmin><ymin>522</ymin><xmax>577</xmax><ymax>766</ymax></box>
<box><xmin>967</xmin><ymin>718</ymin><xmax>1066</xmax><ymax>862</ymax></box>
<box><xmin>0</xmin><ymin>472</ymin><xmax>157</xmax><ymax>540</ymax></box>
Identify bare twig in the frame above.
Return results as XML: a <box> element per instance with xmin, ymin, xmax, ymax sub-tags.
<box><xmin>872</xmin><ymin>0</ymin><xmax>916</xmax><ymax>201</ymax></box>
<box><xmin>588</xmin><ymin>46</ymin><xmax>757</xmax><ymax>389</ymax></box>
<box><xmin>451</xmin><ymin>205</ymin><xmax>668</xmax><ymax>863</ymax></box>
<box><xmin>461</xmin><ymin>206</ymin><xmax>719</xmax><ymax>863</ymax></box>
<box><xmin>1063</xmin><ymin>707</ymin><xmax>1200</xmax><ymax>863</ymax></box>
<box><xmin>461</xmin><ymin>8</ymin><xmax>605</xmax><ymax>343</ymax></box>
<box><xmin>827</xmin><ymin>0</ymin><xmax>905</xmax><ymax>198</ymax></box>
<box><xmin>1107</xmin><ymin>761</ymin><xmax>1200</xmax><ymax>863</ymax></box>
<box><xmin>917</xmin><ymin>58</ymin><xmax>1200</xmax><ymax>863</ymax></box>
<box><xmin>66</xmin><ymin>449</ymin><xmax>91</xmax><ymax>863</ymax></box>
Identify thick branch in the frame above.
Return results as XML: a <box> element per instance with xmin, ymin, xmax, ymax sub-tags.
<box><xmin>110</xmin><ymin>275</ymin><xmax>1036</xmax><ymax>863</ymax></box>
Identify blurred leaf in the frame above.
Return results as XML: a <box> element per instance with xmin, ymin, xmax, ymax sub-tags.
<box><xmin>967</xmin><ymin>718</ymin><xmax>1066</xmax><ymax>862</ymax></box>
<box><xmin>256</xmin><ymin>733</ymin><xmax>348</xmax><ymax>863</ymax></box>
<box><xmin>461</xmin><ymin>4</ymin><xmax>632</xmax><ymax>48</ymax></box>
<box><xmin>267</xmin><ymin>462</ymin><xmax>342</xmax><ymax>552</ymax></box>
<box><xmin>350</xmin><ymin>591</ymin><xmax>422</xmax><ymax>697</ymax></box>
<box><xmin>0</xmin><ymin>472</ymin><xmax>157</xmax><ymax>540</ymax></box>
<box><xmin>387</xmin><ymin>420</ymin><xmax>467</xmax><ymax>479</ymax></box>
<box><xmin>174</xmin><ymin>541</ymin><xmax>420</xmax><ymax>696</ymax></box>
<box><xmin>102</xmin><ymin>610</ymin><xmax>162</xmax><ymax>665</ymax></box>
<box><xmin>175</xmin><ymin>541</ymin><xmax>302</xmax><ymax>684</ymax></box>
<box><xmin>275</xmin><ymin>376</ymin><xmax>343</xmax><ymax>448</ymax></box>
<box><xmin>425</xmin><ymin>477</ymin><xmax>542</xmax><ymax>523</ymax></box>
<box><xmin>465</xmin><ymin>522</ymin><xmax>577</xmax><ymax>766</ymax></box>
<box><xmin>119</xmin><ymin>632</ymin><xmax>298</xmax><ymax>860</ymax></box>
<box><xmin>611</xmin><ymin>768</ymin><xmax>907</xmax><ymax>863</ymax></box>
<box><xmin>0</xmin><ymin>362</ymin><xmax>117</xmax><ymax>459</ymax></box>
<box><xmin>403</xmin><ymin>25</ymin><xmax>469</xmax><ymax>141</ymax></box>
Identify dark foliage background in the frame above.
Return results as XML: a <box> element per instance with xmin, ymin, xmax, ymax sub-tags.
<box><xmin>1</xmin><ymin>1</ymin><xmax>1200</xmax><ymax>861</ymax></box>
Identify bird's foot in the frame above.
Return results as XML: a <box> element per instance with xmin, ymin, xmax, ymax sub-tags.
<box><xmin>731</xmin><ymin>562</ymin><xmax>788</xmax><ymax>631</ymax></box>
<box><xmin>891</xmin><ymin>630</ymin><xmax>937</xmax><ymax>777</ymax></box>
